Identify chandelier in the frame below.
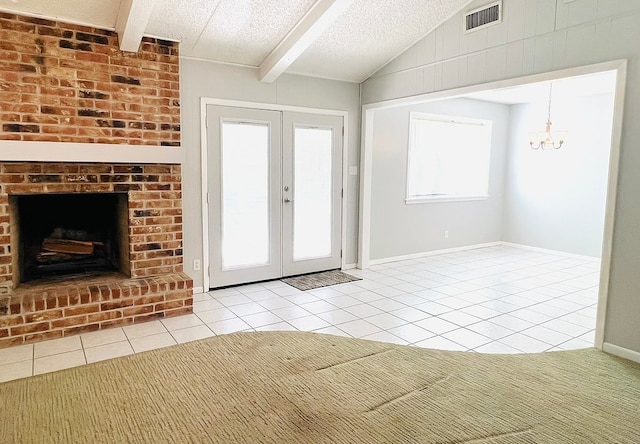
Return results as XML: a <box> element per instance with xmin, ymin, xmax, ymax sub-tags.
<box><xmin>529</xmin><ymin>83</ymin><xmax>565</xmax><ymax>150</ymax></box>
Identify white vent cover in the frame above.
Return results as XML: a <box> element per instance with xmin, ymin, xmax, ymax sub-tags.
<box><xmin>464</xmin><ymin>1</ymin><xmax>502</xmax><ymax>33</ymax></box>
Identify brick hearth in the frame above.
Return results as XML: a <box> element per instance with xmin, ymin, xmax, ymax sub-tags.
<box><xmin>0</xmin><ymin>161</ymin><xmax>193</xmax><ymax>348</ymax></box>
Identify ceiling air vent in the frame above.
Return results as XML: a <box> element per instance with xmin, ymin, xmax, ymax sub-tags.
<box><xmin>464</xmin><ymin>1</ymin><xmax>502</xmax><ymax>34</ymax></box>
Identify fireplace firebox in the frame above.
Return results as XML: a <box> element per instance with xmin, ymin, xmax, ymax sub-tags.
<box><xmin>11</xmin><ymin>193</ymin><xmax>130</xmax><ymax>284</ymax></box>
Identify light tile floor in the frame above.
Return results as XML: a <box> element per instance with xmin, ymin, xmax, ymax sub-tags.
<box><xmin>0</xmin><ymin>245</ymin><xmax>599</xmax><ymax>383</ymax></box>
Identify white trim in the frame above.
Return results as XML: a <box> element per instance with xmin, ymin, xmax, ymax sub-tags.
<box><xmin>200</xmin><ymin>98</ymin><xmax>348</xmax><ymax>116</ymax></box>
<box><xmin>341</xmin><ymin>116</ymin><xmax>349</xmax><ymax>274</ymax></box>
<box><xmin>405</xmin><ymin>195</ymin><xmax>489</xmax><ymax>204</ymax></box>
<box><xmin>603</xmin><ymin>342</ymin><xmax>640</xmax><ymax>364</ymax></box>
<box><xmin>358</xmin><ymin>60</ymin><xmax>626</xmax><ymax>354</ymax></box>
<box><xmin>200</xmin><ymin>97</ymin><xmax>349</xmax><ymax>290</ymax></box>
<box><xmin>192</xmin><ymin>286</ymin><xmax>205</xmax><ymax>295</ymax></box>
<box><xmin>595</xmin><ymin>61</ymin><xmax>627</xmax><ymax>349</ymax></box>
<box><xmin>368</xmin><ymin>242</ymin><xmax>501</xmax><ymax>266</ymax></box>
<box><xmin>0</xmin><ymin>141</ymin><xmax>183</xmax><ymax>164</ymax></box>
<box><xmin>342</xmin><ymin>263</ymin><xmax>357</xmax><ymax>270</ymax></box>
<box><xmin>369</xmin><ymin>242</ymin><xmax>602</xmax><ymax>267</ymax></box>
<box><xmin>499</xmin><ymin>242</ymin><xmax>600</xmax><ymax>262</ymax></box>
<box><xmin>357</xmin><ymin>107</ymin><xmax>374</xmax><ymax>269</ymax></box>
<box><xmin>200</xmin><ymin>100</ymin><xmax>210</xmax><ymax>290</ymax></box>
<box><xmin>0</xmin><ymin>7</ymin><xmax>117</xmax><ymax>31</ymax></box>
<box><xmin>364</xmin><ymin>60</ymin><xmax>626</xmax><ymax>110</ymax></box>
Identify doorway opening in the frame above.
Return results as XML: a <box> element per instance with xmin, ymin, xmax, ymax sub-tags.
<box><xmin>358</xmin><ymin>60</ymin><xmax>627</xmax><ymax>351</ymax></box>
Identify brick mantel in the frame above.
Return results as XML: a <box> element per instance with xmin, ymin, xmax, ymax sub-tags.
<box><xmin>0</xmin><ymin>140</ymin><xmax>183</xmax><ymax>164</ymax></box>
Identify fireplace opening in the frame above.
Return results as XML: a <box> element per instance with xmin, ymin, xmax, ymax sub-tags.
<box><xmin>11</xmin><ymin>193</ymin><xmax>130</xmax><ymax>284</ymax></box>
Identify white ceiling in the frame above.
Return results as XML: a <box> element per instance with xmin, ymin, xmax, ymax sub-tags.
<box><xmin>0</xmin><ymin>0</ymin><xmax>472</xmax><ymax>82</ymax></box>
<box><xmin>287</xmin><ymin>0</ymin><xmax>471</xmax><ymax>81</ymax></box>
<box><xmin>465</xmin><ymin>71</ymin><xmax>618</xmax><ymax>105</ymax></box>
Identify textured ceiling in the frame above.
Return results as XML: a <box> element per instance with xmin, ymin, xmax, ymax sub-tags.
<box><xmin>0</xmin><ymin>0</ymin><xmax>473</xmax><ymax>82</ymax></box>
<box><xmin>465</xmin><ymin>71</ymin><xmax>618</xmax><ymax>105</ymax></box>
<box><xmin>288</xmin><ymin>0</ymin><xmax>471</xmax><ymax>81</ymax></box>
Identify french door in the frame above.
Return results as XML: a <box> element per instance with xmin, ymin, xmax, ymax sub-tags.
<box><xmin>207</xmin><ymin>105</ymin><xmax>343</xmax><ymax>288</ymax></box>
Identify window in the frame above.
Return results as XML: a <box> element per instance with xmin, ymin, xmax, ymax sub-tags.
<box><xmin>406</xmin><ymin>112</ymin><xmax>492</xmax><ymax>204</ymax></box>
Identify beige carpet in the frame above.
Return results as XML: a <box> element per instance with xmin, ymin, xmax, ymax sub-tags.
<box><xmin>2</xmin><ymin>332</ymin><xmax>640</xmax><ymax>443</ymax></box>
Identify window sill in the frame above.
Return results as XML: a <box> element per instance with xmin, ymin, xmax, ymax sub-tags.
<box><xmin>405</xmin><ymin>195</ymin><xmax>489</xmax><ymax>204</ymax></box>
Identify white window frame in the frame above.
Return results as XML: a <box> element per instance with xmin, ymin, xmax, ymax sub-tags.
<box><xmin>405</xmin><ymin>112</ymin><xmax>492</xmax><ymax>204</ymax></box>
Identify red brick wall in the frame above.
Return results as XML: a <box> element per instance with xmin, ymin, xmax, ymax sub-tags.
<box><xmin>0</xmin><ymin>13</ymin><xmax>180</xmax><ymax>146</ymax></box>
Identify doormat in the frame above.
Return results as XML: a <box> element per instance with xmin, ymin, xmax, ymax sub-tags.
<box><xmin>281</xmin><ymin>270</ymin><xmax>362</xmax><ymax>291</ymax></box>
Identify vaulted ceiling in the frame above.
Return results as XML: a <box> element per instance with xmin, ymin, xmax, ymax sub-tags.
<box><xmin>0</xmin><ymin>0</ymin><xmax>472</xmax><ymax>82</ymax></box>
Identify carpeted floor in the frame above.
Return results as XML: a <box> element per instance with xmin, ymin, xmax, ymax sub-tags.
<box><xmin>282</xmin><ymin>269</ymin><xmax>362</xmax><ymax>291</ymax></box>
<box><xmin>2</xmin><ymin>331</ymin><xmax>640</xmax><ymax>443</ymax></box>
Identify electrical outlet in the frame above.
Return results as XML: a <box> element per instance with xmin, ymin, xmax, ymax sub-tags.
<box><xmin>444</xmin><ymin>230</ymin><xmax>449</xmax><ymax>239</ymax></box>
<box><xmin>193</xmin><ymin>259</ymin><xmax>201</xmax><ymax>271</ymax></box>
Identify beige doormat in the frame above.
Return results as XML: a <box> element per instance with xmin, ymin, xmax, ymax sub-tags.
<box><xmin>1</xmin><ymin>331</ymin><xmax>640</xmax><ymax>443</ymax></box>
<box><xmin>281</xmin><ymin>269</ymin><xmax>362</xmax><ymax>291</ymax></box>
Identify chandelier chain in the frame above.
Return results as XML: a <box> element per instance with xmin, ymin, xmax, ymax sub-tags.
<box><xmin>547</xmin><ymin>83</ymin><xmax>553</xmax><ymax>122</ymax></box>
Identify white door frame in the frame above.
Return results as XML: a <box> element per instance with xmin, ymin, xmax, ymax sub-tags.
<box><xmin>200</xmin><ymin>98</ymin><xmax>349</xmax><ymax>291</ymax></box>
<box><xmin>357</xmin><ymin>59</ymin><xmax>628</xmax><ymax>351</ymax></box>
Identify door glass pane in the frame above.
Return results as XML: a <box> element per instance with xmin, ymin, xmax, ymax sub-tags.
<box><xmin>221</xmin><ymin>121</ymin><xmax>270</xmax><ymax>269</ymax></box>
<box><xmin>293</xmin><ymin>127</ymin><xmax>333</xmax><ymax>260</ymax></box>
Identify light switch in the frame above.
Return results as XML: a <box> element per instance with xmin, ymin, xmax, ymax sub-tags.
<box><xmin>349</xmin><ymin>166</ymin><xmax>358</xmax><ymax>176</ymax></box>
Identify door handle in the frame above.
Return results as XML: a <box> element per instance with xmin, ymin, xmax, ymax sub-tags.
<box><xmin>284</xmin><ymin>198</ymin><xmax>293</xmax><ymax>203</ymax></box>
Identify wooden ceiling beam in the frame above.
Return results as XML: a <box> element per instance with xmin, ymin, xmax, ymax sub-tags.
<box><xmin>259</xmin><ymin>0</ymin><xmax>353</xmax><ymax>83</ymax></box>
<box><xmin>116</xmin><ymin>0</ymin><xmax>155</xmax><ymax>52</ymax></box>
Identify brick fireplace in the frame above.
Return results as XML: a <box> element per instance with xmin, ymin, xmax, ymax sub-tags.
<box><xmin>0</xmin><ymin>14</ymin><xmax>192</xmax><ymax>348</ymax></box>
<box><xmin>0</xmin><ymin>162</ymin><xmax>193</xmax><ymax>348</ymax></box>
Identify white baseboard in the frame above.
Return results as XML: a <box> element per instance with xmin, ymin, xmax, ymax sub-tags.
<box><xmin>368</xmin><ymin>242</ymin><xmax>502</xmax><ymax>266</ymax></box>
<box><xmin>342</xmin><ymin>263</ymin><xmax>357</xmax><ymax>270</ymax></box>
<box><xmin>366</xmin><ymin>241</ymin><xmax>601</xmax><ymax>267</ymax></box>
<box><xmin>603</xmin><ymin>342</ymin><xmax>640</xmax><ymax>364</ymax></box>
<box><xmin>500</xmin><ymin>242</ymin><xmax>600</xmax><ymax>262</ymax></box>
<box><xmin>192</xmin><ymin>286</ymin><xmax>205</xmax><ymax>294</ymax></box>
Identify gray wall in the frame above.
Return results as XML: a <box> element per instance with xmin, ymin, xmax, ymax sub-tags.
<box><xmin>180</xmin><ymin>59</ymin><xmax>361</xmax><ymax>289</ymax></box>
<box><xmin>370</xmin><ymin>98</ymin><xmax>509</xmax><ymax>260</ymax></box>
<box><xmin>503</xmin><ymin>93</ymin><xmax>614</xmax><ymax>257</ymax></box>
<box><xmin>361</xmin><ymin>0</ymin><xmax>640</xmax><ymax>354</ymax></box>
